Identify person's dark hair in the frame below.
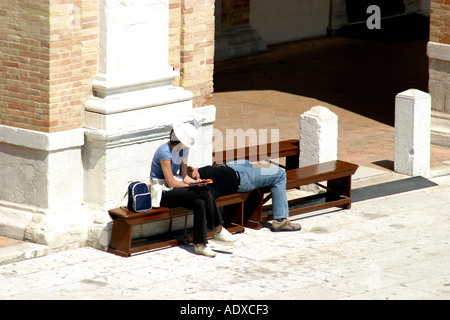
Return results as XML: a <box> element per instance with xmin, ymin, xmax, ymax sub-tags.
<box><xmin>186</xmin><ymin>166</ymin><xmax>194</xmax><ymax>178</ymax></box>
<box><xmin>169</xmin><ymin>129</ymin><xmax>180</xmax><ymax>148</ymax></box>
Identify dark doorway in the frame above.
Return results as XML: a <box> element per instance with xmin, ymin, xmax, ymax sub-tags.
<box><xmin>346</xmin><ymin>0</ymin><xmax>405</xmax><ymax>23</ymax></box>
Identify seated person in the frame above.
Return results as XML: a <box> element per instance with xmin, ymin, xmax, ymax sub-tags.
<box><xmin>187</xmin><ymin>160</ymin><xmax>301</xmax><ymax>232</ymax></box>
<box><xmin>150</xmin><ymin>123</ymin><xmax>236</xmax><ymax>258</ymax></box>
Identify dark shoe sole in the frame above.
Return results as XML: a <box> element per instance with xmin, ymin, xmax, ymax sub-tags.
<box><xmin>270</xmin><ymin>225</ymin><xmax>302</xmax><ymax>232</ymax></box>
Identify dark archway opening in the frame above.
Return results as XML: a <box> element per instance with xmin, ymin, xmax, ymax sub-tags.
<box><xmin>214</xmin><ymin>11</ymin><xmax>429</xmax><ymax>127</ymax></box>
<box><xmin>346</xmin><ymin>0</ymin><xmax>405</xmax><ymax>23</ymax></box>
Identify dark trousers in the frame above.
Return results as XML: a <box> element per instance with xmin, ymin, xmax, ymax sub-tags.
<box><xmin>160</xmin><ymin>187</ymin><xmax>223</xmax><ymax>245</ymax></box>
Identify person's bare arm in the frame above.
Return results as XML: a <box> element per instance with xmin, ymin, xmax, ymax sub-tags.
<box><xmin>161</xmin><ymin>160</ymin><xmax>190</xmax><ymax>188</ymax></box>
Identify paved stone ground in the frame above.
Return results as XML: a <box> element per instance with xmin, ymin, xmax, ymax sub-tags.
<box><xmin>0</xmin><ymin>169</ymin><xmax>449</xmax><ymax>301</ymax></box>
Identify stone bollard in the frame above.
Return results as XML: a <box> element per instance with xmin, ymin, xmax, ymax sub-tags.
<box><xmin>300</xmin><ymin>106</ymin><xmax>338</xmax><ymax>168</ymax></box>
<box><xmin>394</xmin><ymin>89</ymin><xmax>431</xmax><ymax>177</ymax></box>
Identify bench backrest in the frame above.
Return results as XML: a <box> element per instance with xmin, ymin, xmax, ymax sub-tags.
<box><xmin>213</xmin><ymin>139</ymin><xmax>299</xmax><ymax>164</ymax></box>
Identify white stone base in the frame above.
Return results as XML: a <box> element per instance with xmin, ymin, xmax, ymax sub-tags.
<box><xmin>0</xmin><ymin>102</ymin><xmax>216</xmax><ymax>252</ymax></box>
<box><xmin>431</xmin><ymin>111</ymin><xmax>450</xmax><ymax>148</ymax></box>
<box><xmin>83</xmin><ymin>103</ymin><xmax>216</xmax><ymax>250</ymax></box>
<box><xmin>0</xmin><ymin>126</ymin><xmax>87</xmax><ymax>249</ymax></box>
<box><xmin>82</xmin><ymin>105</ymin><xmax>214</xmax><ymax>209</ymax></box>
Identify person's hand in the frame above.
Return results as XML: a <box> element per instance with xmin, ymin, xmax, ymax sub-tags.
<box><xmin>189</xmin><ymin>179</ymin><xmax>213</xmax><ymax>187</ymax></box>
<box><xmin>182</xmin><ymin>175</ymin><xmax>196</xmax><ymax>185</ymax></box>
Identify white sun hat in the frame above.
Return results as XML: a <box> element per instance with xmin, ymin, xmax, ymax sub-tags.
<box><xmin>172</xmin><ymin>122</ymin><xmax>197</xmax><ymax>148</ymax></box>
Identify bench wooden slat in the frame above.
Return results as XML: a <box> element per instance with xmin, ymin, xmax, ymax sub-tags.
<box><xmin>288</xmin><ymin>196</ymin><xmax>351</xmax><ymax>217</ymax></box>
<box><xmin>109</xmin><ymin>192</ymin><xmax>250</xmax><ymax>220</ymax></box>
<box><xmin>109</xmin><ymin>206</ymin><xmax>190</xmax><ymax>221</ymax></box>
<box><xmin>213</xmin><ymin>139</ymin><xmax>299</xmax><ymax>169</ymax></box>
<box><xmin>286</xmin><ymin>160</ymin><xmax>358</xmax><ymax>189</ymax></box>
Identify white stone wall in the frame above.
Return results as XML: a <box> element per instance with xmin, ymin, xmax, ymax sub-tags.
<box><xmin>0</xmin><ymin>126</ymin><xmax>87</xmax><ymax>248</ymax></box>
<box><xmin>427</xmin><ymin>41</ymin><xmax>450</xmax><ymax>147</ymax></box>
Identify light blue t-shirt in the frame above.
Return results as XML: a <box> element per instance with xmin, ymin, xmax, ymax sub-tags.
<box><xmin>150</xmin><ymin>142</ymin><xmax>189</xmax><ymax>179</ymax></box>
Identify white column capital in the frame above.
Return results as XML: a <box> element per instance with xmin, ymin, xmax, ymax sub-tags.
<box><xmin>95</xmin><ymin>0</ymin><xmax>176</xmax><ymax>98</ymax></box>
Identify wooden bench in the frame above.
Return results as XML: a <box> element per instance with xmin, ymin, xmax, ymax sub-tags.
<box><xmin>108</xmin><ymin>192</ymin><xmax>249</xmax><ymax>257</ymax></box>
<box><xmin>212</xmin><ymin>139</ymin><xmax>358</xmax><ymax>229</ymax></box>
<box><xmin>108</xmin><ymin>139</ymin><xmax>358</xmax><ymax>256</ymax></box>
<box><xmin>244</xmin><ymin>160</ymin><xmax>359</xmax><ymax>229</ymax></box>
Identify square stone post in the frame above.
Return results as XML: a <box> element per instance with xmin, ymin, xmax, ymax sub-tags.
<box><xmin>394</xmin><ymin>89</ymin><xmax>431</xmax><ymax>177</ymax></box>
<box><xmin>300</xmin><ymin>106</ymin><xmax>338</xmax><ymax>192</ymax></box>
<box><xmin>300</xmin><ymin>106</ymin><xmax>338</xmax><ymax>167</ymax></box>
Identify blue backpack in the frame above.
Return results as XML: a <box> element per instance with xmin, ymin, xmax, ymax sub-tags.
<box><xmin>127</xmin><ymin>182</ymin><xmax>152</xmax><ymax>212</ymax></box>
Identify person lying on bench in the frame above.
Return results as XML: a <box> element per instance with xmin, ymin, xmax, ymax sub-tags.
<box><xmin>187</xmin><ymin>160</ymin><xmax>301</xmax><ymax>232</ymax></box>
<box><xmin>150</xmin><ymin>122</ymin><xmax>236</xmax><ymax>258</ymax></box>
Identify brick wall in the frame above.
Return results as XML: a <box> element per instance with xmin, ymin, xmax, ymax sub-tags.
<box><xmin>80</xmin><ymin>0</ymin><xmax>99</xmax><ymax>106</ymax></box>
<box><xmin>221</xmin><ymin>0</ymin><xmax>250</xmax><ymax>29</ymax></box>
<box><xmin>0</xmin><ymin>0</ymin><xmax>50</xmax><ymax>132</ymax></box>
<box><xmin>169</xmin><ymin>0</ymin><xmax>182</xmax><ymax>87</ymax></box>
<box><xmin>170</xmin><ymin>0</ymin><xmax>215</xmax><ymax>107</ymax></box>
<box><xmin>430</xmin><ymin>0</ymin><xmax>450</xmax><ymax>44</ymax></box>
<box><xmin>0</xmin><ymin>0</ymin><xmax>97</xmax><ymax>133</ymax></box>
<box><xmin>1</xmin><ymin>0</ymin><xmax>213</xmax><ymax>131</ymax></box>
<box><xmin>48</xmin><ymin>0</ymin><xmax>84</xmax><ymax>132</ymax></box>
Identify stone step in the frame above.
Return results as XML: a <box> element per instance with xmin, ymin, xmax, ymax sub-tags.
<box><xmin>0</xmin><ymin>236</ymin><xmax>49</xmax><ymax>266</ymax></box>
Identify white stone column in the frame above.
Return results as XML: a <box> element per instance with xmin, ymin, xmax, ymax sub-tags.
<box><xmin>300</xmin><ymin>106</ymin><xmax>338</xmax><ymax>167</ymax></box>
<box><xmin>97</xmin><ymin>0</ymin><xmax>174</xmax><ymax>86</ymax></box>
<box><xmin>394</xmin><ymin>89</ymin><xmax>431</xmax><ymax>177</ymax></box>
<box><xmin>82</xmin><ymin>0</ymin><xmax>214</xmax><ymax>250</ymax></box>
<box><xmin>85</xmin><ymin>0</ymin><xmax>193</xmax><ymax>122</ymax></box>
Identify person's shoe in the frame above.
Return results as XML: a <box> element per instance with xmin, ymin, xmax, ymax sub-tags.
<box><xmin>214</xmin><ymin>227</ymin><xmax>237</xmax><ymax>242</ymax></box>
<box><xmin>271</xmin><ymin>218</ymin><xmax>301</xmax><ymax>232</ymax></box>
<box><xmin>194</xmin><ymin>244</ymin><xmax>216</xmax><ymax>257</ymax></box>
